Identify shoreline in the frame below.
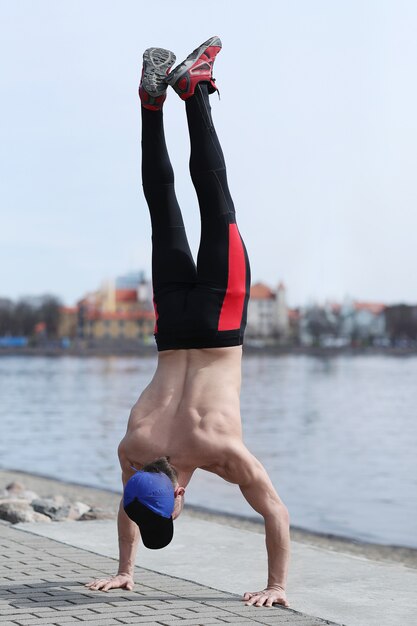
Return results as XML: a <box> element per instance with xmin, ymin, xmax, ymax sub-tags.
<box><xmin>1</xmin><ymin>468</ymin><xmax>416</xmax><ymax>569</ymax></box>
<box><xmin>2</xmin><ymin>345</ymin><xmax>417</xmax><ymax>358</ymax></box>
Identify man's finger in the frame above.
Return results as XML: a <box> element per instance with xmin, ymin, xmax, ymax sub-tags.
<box><xmin>89</xmin><ymin>580</ymin><xmax>111</xmax><ymax>591</ymax></box>
<box><xmin>88</xmin><ymin>580</ymin><xmax>100</xmax><ymax>591</ymax></box>
<box><xmin>245</xmin><ymin>595</ymin><xmax>261</xmax><ymax>606</ymax></box>
<box><xmin>102</xmin><ymin>582</ymin><xmax>115</xmax><ymax>592</ymax></box>
<box><xmin>243</xmin><ymin>592</ymin><xmax>255</xmax><ymax>600</ymax></box>
<box><xmin>87</xmin><ymin>579</ymin><xmax>107</xmax><ymax>589</ymax></box>
<box><xmin>255</xmin><ymin>594</ymin><xmax>268</xmax><ymax>606</ymax></box>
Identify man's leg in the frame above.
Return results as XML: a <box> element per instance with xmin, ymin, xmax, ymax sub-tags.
<box><xmin>142</xmin><ymin>105</ymin><xmax>196</xmax><ymax>296</ymax></box>
<box><xmin>185</xmin><ymin>83</ymin><xmax>251</xmax><ymax>335</ymax></box>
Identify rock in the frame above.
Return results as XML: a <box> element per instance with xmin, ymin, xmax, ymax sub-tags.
<box><xmin>41</xmin><ymin>495</ymin><xmax>62</xmax><ymax>504</ymax></box>
<box><xmin>0</xmin><ymin>501</ymin><xmax>50</xmax><ymax>524</ymax></box>
<box><xmin>32</xmin><ymin>512</ymin><xmax>52</xmax><ymax>523</ymax></box>
<box><xmin>0</xmin><ymin>489</ymin><xmax>98</xmax><ymax>523</ymax></box>
<box><xmin>79</xmin><ymin>507</ymin><xmax>115</xmax><ymax>521</ymax></box>
<box><xmin>23</xmin><ymin>490</ymin><xmax>39</xmax><ymax>502</ymax></box>
<box><xmin>4</xmin><ymin>482</ymin><xmax>39</xmax><ymax>502</ymax></box>
<box><xmin>68</xmin><ymin>501</ymin><xmax>91</xmax><ymax>520</ymax></box>
<box><xmin>5</xmin><ymin>481</ymin><xmax>25</xmax><ymax>494</ymax></box>
<box><xmin>47</xmin><ymin>494</ymin><xmax>66</xmax><ymax>506</ymax></box>
<box><xmin>31</xmin><ymin>497</ymin><xmax>90</xmax><ymax>521</ymax></box>
<box><xmin>16</xmin><ymin>490</ymin><xmax>39</xmax><ymax>502</ymax></box>
<box><xmin>32</xmin><ymin>498</ymin><xmax>73</xmax><ymax>521</ymax></box>
<box><xmin>0</xmin><ymin>500</ymin><xmax>32</xmax><ymax>523</ymax></box>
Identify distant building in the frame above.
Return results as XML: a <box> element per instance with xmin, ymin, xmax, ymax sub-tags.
<box><xmin>83</xmin><ymin>310</ymin><xmax>154</xmax><ymax>342</ymax></box>
<box><xmin>384</xmin><ymin>304</ymin><xmax>417</xmax><ymax>346</ymax></box>
<box><xmin>276</xmin><ymin>282</ymin><xmax>290</xmax><ymax>337</ymax></box>
<box><xmin>339</xmin><ymin>299</ymin><xmax>386</xmax><ymax>343</ymax></box>
<box><xmin>299</xmin><ymin>298</ymin><xmax>387</xmax><ymax>347</ymax></box>
<box><xmin>246</xmin><ymin>281</ymin><xmax>290</xmax><ymax>343</ymax></box>
<box><xmin>288</xmin><ymin>308</ymin><xmax>301</xmax><ymax>343</ymax></box>
<box><xmin>115</xmin><ymin>270</ymin><xmax>146</xmax><ymax>290</ymax></box>
<box><xmin>299</xmin><ymin>303</ymin><xmax>339</xmax><ymax>347</ymax></box>
<box><xmin>69</xmin><ymin>271</ymin><xmax>155</xmax><ymax>343</ymax></box>
<box><xmin>57</xmin><ymin>307</ymin><xmax>78</xmax><ymax>339</ymax></box>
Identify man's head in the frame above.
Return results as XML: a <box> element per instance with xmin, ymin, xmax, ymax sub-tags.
<box><xmin>123</xmin><ymin>457</ymin><xmax>185</xmax><ymax>549</ymax></box>
<box><xmin>141</xmin><ymin>457</ymin><xmax>185</xmax><ymax>521</ymax></box>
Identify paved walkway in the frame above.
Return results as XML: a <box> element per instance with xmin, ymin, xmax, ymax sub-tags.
<box><xmin>0</xmin><ymin>523</ymin><xmax>337</xmax><ymax>626</ymax></box>
<box><xmin>17</xmin><ymin>516</ymin><xmax>417</xmax><ymax>626</ymax></box>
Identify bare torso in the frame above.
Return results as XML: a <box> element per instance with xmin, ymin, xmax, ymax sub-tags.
<box><xmin>120</xmin><ymin>346</ymin><xmax>244</xmax><ymax>485</ymax></box>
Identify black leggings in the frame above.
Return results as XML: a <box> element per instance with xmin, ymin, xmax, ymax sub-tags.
<box><xmin>142</xmin><ymin>83</ymin><xmax>251</xmax><ymax>351</ymax></box>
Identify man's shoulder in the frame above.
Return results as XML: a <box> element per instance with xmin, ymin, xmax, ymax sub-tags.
<box><xmin>202</xmin><ymin>440</ymin><xmax>261</xmax><ymax>485</ymax></box>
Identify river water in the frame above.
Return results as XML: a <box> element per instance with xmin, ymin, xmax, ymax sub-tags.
<box><xmin>0</xmin><ymin>354</ymin><xmax>416</xmax><ymax>548</ymax></box>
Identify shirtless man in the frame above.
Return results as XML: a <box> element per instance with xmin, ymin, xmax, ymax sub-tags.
<box><xmin>87</xmin><ymin>37</ymin><xmax>290</xmax><ymax>608</ymax></box>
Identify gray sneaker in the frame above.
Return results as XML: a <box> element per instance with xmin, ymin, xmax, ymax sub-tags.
<box><xmin>139</xmin><ymin>47</ymin><xmax>176</xmax><ymax>110</ymax></box>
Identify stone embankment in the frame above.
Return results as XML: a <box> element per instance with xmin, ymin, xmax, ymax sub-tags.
<box><xmin>0</xmin><ymin>480</ymin><xmax>115</xmax><ymax>524</ymax></box>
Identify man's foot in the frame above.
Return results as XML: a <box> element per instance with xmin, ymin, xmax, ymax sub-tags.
<box><xmin>166</xmin><ymin>36</ymin><xmax>222</xmax><ymax>100</ymax></box>
<box><xmin>139</xmin><ymin>47</ymin><xmax>176</xmax><ymax>111</ymax></box>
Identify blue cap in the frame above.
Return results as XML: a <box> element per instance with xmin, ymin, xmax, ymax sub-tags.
<box><xmin>123</xmin><ymin>471</ymin><xmax>175</xmax><ymax>549</ymax></box>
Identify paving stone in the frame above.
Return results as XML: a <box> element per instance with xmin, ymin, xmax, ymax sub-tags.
<box><xmin>52</xmin><ymin>621</ymin><xmax>121</xmax><ymax>626</ymax></box>
<box><xmin>0</xmin><ymin>614</ymin><xmax>38</xmax><ymax>621</ymax></box>
<box><xmin>47</xmin><ymin>619</ymin><xmax>82</xmax><ymax>626</ymax></box>
<box><xmin>67</xmin><ymin>611</ymin><xmax>138</xmax><ymax>621</ymax></box>
<box><xmin>217</xmin><ymin>622</ymin><xmax>260</xmax><ymax>625</ymax></box>
<box><xmin>116</xmin><ymin>623</ymin><xmax>162</xmax><ymax>626</ymax></box>
<box><xmin>155</xmin><ymin>621</ymin><xmax>233</xmax><ymax>626</ymax></box>
<box><xmin>11</xmin><ymin>615</ymin><xmax>51</xmax><ymax>626</ymax></box>
<box><xmin>81</xmin><ymin>606</ymin><xmax>152</xmax><ymax>615</ymax></box>
<box><xmin>117</xmin><ymin>618</ymin><xmax>178</xmax><ymax>625</ymax></box>
<box><xmin>40</xmin><ymin>618</ymin><xmax>82</xmax><ymax>624</ymax></box>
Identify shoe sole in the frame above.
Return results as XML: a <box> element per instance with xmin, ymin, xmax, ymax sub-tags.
<box><xmin>166</xmin><ymin>36</ymin><xmax>221</xmax><ymax>87</ymax></box>
<box><xmin>142</xmin><ymin>47</ymin><xmax>176</xmax><ymax>97</ymax></box>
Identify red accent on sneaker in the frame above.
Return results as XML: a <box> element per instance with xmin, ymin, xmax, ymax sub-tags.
<box><xmin>139</xmin><ymin>84</ymin><xmax>166</xmax><ymax>111</ymax></box>
<box><xmin>174</xmin><ymin>44</ymin><xmax>221</xmax><ymax>100</ymax></box>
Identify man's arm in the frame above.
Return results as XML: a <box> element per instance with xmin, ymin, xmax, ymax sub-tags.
<box><xmin>221</xmin><ymin>444</ymin><xmax>290</xmax><ymax>607</ymax></box>
<box><xmin>86</xmin><ymin>452</ymin><xmax>139</xmax><ymax>591</ymax></box>
<box><xmin>116</xmin><ymin>496</ymin><xmax>139</xmax><ymax>579</ymax></box>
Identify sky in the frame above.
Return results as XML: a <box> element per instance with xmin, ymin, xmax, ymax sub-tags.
<box><xmin>1</xmin><ymin>0</ymin><xmax>417</xmax><ymax>307</ymax></box>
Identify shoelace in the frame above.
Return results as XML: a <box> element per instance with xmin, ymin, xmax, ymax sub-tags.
<box><xmin>212</xmin><ymin>77</ymin><xmax>221</xmax><ymax>100</ymax></box>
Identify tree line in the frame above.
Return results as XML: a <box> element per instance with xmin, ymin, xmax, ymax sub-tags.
<box><xmin>0</xmin><ymin>295</ymin><xmax>62</xmax><ymax>337</ymax></box>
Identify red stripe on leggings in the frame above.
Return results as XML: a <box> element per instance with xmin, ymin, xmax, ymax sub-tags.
<box><xmin>153</xmin><ymin>296</ymin><xmax>159</xmax><ymax>333</ymax></box>
<box><xmin>218</xmin><ymin>223</ymin><xmax>246</xmax><ymax>331</ymax></box>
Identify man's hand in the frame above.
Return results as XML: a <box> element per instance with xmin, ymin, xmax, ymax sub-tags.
<box><xmin>243</xmin><ymin>586</ymin><xmax>289</xmax><ymax>608</ymax></box>
<box><xmin>85</xmin><ymin>573</ymin><xmax>134</xmax><ymax>592</ymax></box>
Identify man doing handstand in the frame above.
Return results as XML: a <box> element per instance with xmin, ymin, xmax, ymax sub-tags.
<box><xmin>87</xmin><ymin>37</ymin><xmax>290</xmax><ymax>608</ymax></box>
